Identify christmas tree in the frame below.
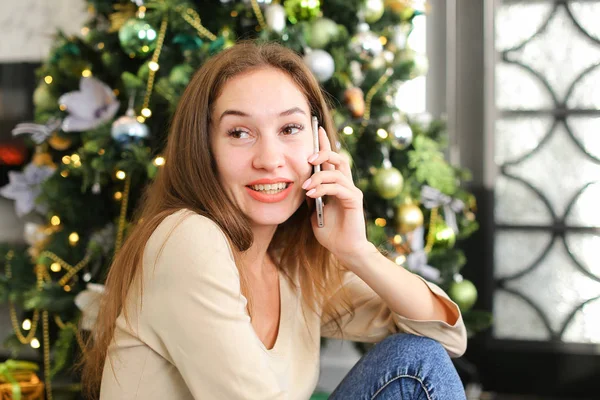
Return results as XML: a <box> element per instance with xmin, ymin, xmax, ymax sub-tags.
<box><xmin>0</xmin><ymin>0</ymin><xmax>490</xmax><ymax>397</ymax></box>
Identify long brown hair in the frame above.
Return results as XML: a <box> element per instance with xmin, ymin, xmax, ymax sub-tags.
<box><xmin>81</xmin><ymin>40</ymin><xmax>353</xmax><ymax>397</ymax></box>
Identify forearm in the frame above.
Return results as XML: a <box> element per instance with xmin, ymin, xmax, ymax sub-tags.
<box><xmin>339</xmin><ymin>243</ymin><xmax>459</xmax><ymax>325</ymax></box>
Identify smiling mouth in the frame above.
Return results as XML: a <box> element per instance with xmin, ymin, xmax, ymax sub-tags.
<box><xmin>247</xmin><ymin>182</ymin><xmax>291</xmax><ymax>194</ymax></box>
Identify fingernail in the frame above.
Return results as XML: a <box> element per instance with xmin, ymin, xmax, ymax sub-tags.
<box><xmin>308</xmin><ymin>153</ymin><xmax>318</xmax><ymax>163</ymax></box>
<box><xmin>302</xmin><ymin>178</ymin><xmax>311</xmax><ymax>190</ymax></box>
<box><xmin>306</xmin><ymin>189</ymin><xmax>316</xmax><ymax>196</ymax></box>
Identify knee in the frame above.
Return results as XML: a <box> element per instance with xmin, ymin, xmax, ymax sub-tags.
<box><xmin>378</xmin><ymin>333</ymin><xmax>449</xmax><ymax>365</ymax></box>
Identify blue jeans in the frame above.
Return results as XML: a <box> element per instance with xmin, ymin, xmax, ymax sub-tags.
<box><xmin>329</xmin><ymin>334</ymin><xmax>467</xmax><ymax>400</ymax></box>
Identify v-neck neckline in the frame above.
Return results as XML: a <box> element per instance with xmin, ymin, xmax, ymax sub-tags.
<box><xmin>255</xmin><ymin>269</ymin><xmax>286</xmax><ymax>354</ymax></box>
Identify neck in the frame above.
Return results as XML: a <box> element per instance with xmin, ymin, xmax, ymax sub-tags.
<box><xmin>242</xmin><ymin>224</ymin><xmax>278</xmax><ymax>276</ymax></box>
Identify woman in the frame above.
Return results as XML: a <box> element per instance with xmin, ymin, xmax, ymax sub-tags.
<box><xmin>82</xmin><ymin>40</ymin><xmax>467</xmax><ymax>399</ymax></box>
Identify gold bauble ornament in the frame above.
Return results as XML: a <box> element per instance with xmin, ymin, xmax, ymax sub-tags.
<box><xmin>343</xmin><ymin>87</ymin><xmax>365</xmax><ymax>118</ymax></box>
<box><xmin>395</xmin><ymin>202</ymin><xmax>424</xmax><ymax>233</ymax></box>
<box><xmin>373</xmin><ymin>166</ymin><xmax>403</xmax><ymax>199</ymax></box>
<box><xmin>48</xmin><ymin>132</ymin><xmax>72</xmax><ymax>151</ymax></box>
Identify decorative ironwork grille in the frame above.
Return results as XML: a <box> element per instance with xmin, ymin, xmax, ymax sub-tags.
<box><xmin>493</xmin><ymin>0</ymin><xmax>600</xmax><ymax>343</ymax></box>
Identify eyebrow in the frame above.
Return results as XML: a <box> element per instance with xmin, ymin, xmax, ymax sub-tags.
<box><xmin>218</xmin><ymin>106</ymin><xmax>307</xmax><ymax>123</ymax></box>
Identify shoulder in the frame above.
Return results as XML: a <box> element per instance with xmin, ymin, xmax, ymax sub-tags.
<box><xmin>145</xmin><ymin>208</ymin><xmax>235</xmax><ymax>271</ymax></box>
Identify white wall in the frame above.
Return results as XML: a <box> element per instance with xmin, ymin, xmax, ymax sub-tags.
<box><xmin>0</xmin><ymin>0</ymin><xmax>88</xmax><ymax>62</ymax></box>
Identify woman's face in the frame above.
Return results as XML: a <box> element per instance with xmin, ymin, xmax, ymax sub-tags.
<box><xmin>210</xmin><ymin>67</ymin><xmax>315</xmax><ymax>228</ymax></box>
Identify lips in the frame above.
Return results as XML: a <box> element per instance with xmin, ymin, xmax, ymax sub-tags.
<box><xmin>244</xmin><ymin>183</ymin><xmax>293</xmax><ymax>203</ymax></box>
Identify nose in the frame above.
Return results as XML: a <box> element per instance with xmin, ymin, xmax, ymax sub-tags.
<box><xmin>252</xmin><ymin>136</ymin><xmax>285</xmax><ymax>171</ymax></box>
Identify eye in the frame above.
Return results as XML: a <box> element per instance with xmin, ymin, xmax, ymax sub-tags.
<box><xmin>227</xmin><ymin>129</ymin><xmax>250</xmax><ymax>139</ymax></box>
<box><xmin>281</xmin><ymin>123</ymin><xmax>304</xmax><ymax>136</ymax></box>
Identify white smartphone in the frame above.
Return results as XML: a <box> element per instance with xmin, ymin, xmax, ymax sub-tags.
<box><xmin>311</xmin><ymin>116</ymin><xmax>324</xmax><ymax>228</ymax></box>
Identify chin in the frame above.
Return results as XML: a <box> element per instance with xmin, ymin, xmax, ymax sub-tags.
<box><xmin>245</xmin><ymin>200</ymin><xmax>303</xmax><ymax>227</ymax></box>
<box><xmin>248</xmin><ymin>210</ymin><xmax>294</xmax><ymax>227</ymax></box>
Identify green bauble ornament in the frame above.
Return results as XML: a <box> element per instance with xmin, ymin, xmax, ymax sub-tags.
<box><xmin>360</xmin><ymin>0</ymin><xmax>385</xmax><ymax>24</ymax></box>
<box><xmin>373</xmin><ymin>166</ymin><xmax>403</xmax><ymax>199</ymax></box>
<box><xmin>306</xmin><ymin>18</ymin><xmax>338</xmax><ymax>49</ymax></box>
<box><xmin>33</xmin><ymin>84</ymin><xmax>56</xmax><ymax>112</ymax></box>
<box><xmin>432</xmin><ymin>220</ymin><xmax>456</xmax><ymax>249</ymax></box>
<box><xmin>118</xmin><ymin>18</ymin><xmax>157</xmax><ymax>57</ymax></box>
<box><xmin>449</xmin><ymin>279</ymin><xmax>478</xmax><ymax>312</ymax></box>
<box><xmin>284</xmin><ymin>0</ymin><xmax>321</xmax><ymax>24</ymax></box>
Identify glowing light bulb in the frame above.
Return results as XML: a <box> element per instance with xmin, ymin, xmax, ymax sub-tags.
<box><xmin>375</xmin><ymin>218</ymin><xmax>387</xmax><ymax>227</ymax></box>
<box><xmin>69</xmin><ymin>232</ymin><xmax>79</xmax><ymax>245</ymax></box>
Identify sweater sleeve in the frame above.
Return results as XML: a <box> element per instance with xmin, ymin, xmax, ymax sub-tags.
<box><xmin>320</xmin><ymin>269</ymin><xmax>467</xmax><ymax>358</ymax></box>
<box><xmin>137</xmin><ymin>212</ymin><xmax>287</xmax><ymax>399</ymax></box>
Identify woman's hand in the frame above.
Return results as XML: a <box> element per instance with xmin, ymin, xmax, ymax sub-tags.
<box><xmin>302</xmin><ymin>126</ymin><xmax>376</xmax><ymax>267</ymax></box>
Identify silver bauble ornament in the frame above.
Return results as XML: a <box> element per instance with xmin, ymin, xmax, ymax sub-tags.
<box><xmin>388</xmin><ymin>120</ymin><xmax>413</xmax><ymax>150</ymax></box>
<box><xmin>265</xmin><ymin>3</ymin><xmax>286</xmax><ymax>33</ymax></box>
<box><xmin>304</xmin><ymin>49</ymin><xmax>335</xmax><ymax>82</ymax></box>
<box><xmin>349</xmin><ymin>23</ymin><xmax>383</xmax><ymax>61</ymax></box>
<box><xmin>111</xmin><ymin>108</ymin><xmax>149</xmax><ymax>146</ymax></box>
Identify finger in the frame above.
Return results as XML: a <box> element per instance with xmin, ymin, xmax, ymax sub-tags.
<box><xmin>308</xmin><ymin>150</ymin><xmax>352</xmax><ymax>180</ymax></box>
<box><xmin>318</xmin><ymin>126</ymin><xmax>335</xmax><ymax>171</ymax></box>
<box><xmin>303</xmin><ymin>170</ymin><xmax>355</xmax><ymax>192</ymax></box>
<box><xmin>306</xmin><ymin>183</ymin><xmax>362</xmax><ymax>204</ymax></box>
<box><xmin>319</xmin><ymin>125</ymin><xmax>333</xmax><ymax>152</ymax></box>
